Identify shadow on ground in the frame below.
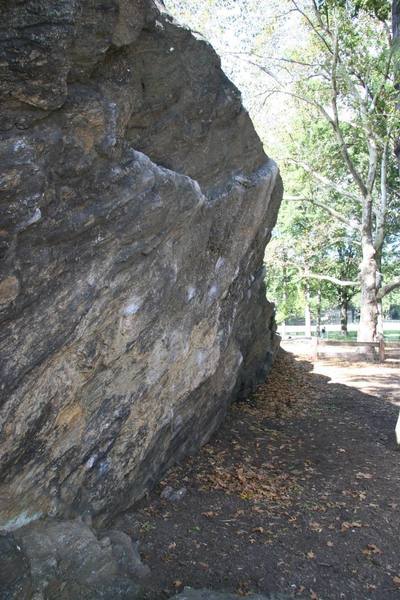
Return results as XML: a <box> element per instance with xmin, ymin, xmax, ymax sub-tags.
<box><xmin>114</xmin><ymin>350</ymin><xmax>400</xmax><ymax>600</ymax></box>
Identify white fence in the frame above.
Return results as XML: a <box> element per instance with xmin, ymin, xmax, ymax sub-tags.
<box><xmin>278</xmin><ymin>321</ymin><xmax>400</xmax><ymax>335</ymax></box>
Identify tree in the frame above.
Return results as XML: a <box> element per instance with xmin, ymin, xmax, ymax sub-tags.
<box><xmin>263</xmin><ymin>0</ymin><xmax>400</xmax><ymax>341</ymax></box>
<box><xmin>283</xmin><ymin>110</ymin><xmax>362</xmax><ymax>335</ymax></box>
<box><xmin>393</xmin><ymin>0</ymin><xmax>400</xmax><ymax>167</ymax></box>
<box><xmin>167</xmin><ymin>0</ymin><xmax>400</xmax><ymax>341</ymax></box>
<box><xmin>265</xmin><ymin>191</ymin><xmax>357</xmax><ymax>336</ymax></box>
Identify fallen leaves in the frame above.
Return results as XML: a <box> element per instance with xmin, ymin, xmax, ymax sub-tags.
<box><xmin>167</xmin><ymin>542</ymin><xmax>176</xmax><ymax>550</ymax></box>
<box><xmin>195</xmin><ymin>462</ymin><xmax>300</xmax><ymax>505</ymax></box>
<box><xmin>252</xmin><ymin>526</ymin><xmax>265</xmax><ymax>533</ymax></box>
<box><xmin>306</xmin><ymin>550</ymin><xmax>316</xmax><ymax>560</ymax></box>
<box><xmin>362</xmin><ymin>544</ymin><xmax>383</xmax><ymax>557</ymax></box>
<box><xmin>340</xmin><ymin>521</ymin><xmax>362</xmax><ymax>532</ymax></box>
<box><xmin>342</xmin><ymin>489</ymin><xmax>367</xmax><ymax>501</ymax></box>
<box><xmin>393</xmin><ymin>575</ymin><xmax>400</xmax><ymax>587</ymax></box>
<box><xmin>241</xmin><ymin>352</ymin><xmax>316</xmax><ymax>421</ymax></box>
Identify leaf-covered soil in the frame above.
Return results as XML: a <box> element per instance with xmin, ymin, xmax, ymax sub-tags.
<box><xmin>114</xmin><ymin>349</ymin><xmax>400</xmax><ymax>600</ymax></box>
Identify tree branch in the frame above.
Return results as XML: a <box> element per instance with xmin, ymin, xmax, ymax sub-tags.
<box><xmin>222</xmin><ymin>51</ymin><xmax>321</xmax><ymax>69</ymax></box>
<box><xmin>287</xmin><ymin>158</ymin><xmax>360</xmax><ymax>200</ymax></box>
<box><xmin>282</xmin><ymin>260</ymin><xmax>359</xmax><ymax>288</ymax></box>
<box><xmin>263</xmin><ymin>87</ymin><xmax>335</xmax><ymax>123</ymax></box>
<box><xmin>369</xmin><ymin>46</ymin><xmax>394</xmax><ymax>112</ymax></box>
<box><xmin>377</xmin><ymin>277</ymin><xmax>400</xmax><ymax>299</ymax></box>
<box><xmin>284</xmin><ymin>196</ymin><xmax>360</xmax><ymax>229</ymax></box>
<box><xmin>311</xmin><ymin>0</ymin><xmax>332</xmax><ymax>37</ymax></box>
<box><xmin>365</xmin><ymin>133</ymin><xmax>378</xmax><ymax>194</ymax></box>
<box><xmin>330</xmin><ymin>27</ymin><xmax>368</xmax><ymax>197</ymax></box>
<box><xmin>303</xmin><ymin>272</ymin><xmax>359</xmax><ymax>287</ymax></box>
<box><xmin>291</xmin><ymin>0</ymin><xmax>333</xmax><ymax>55</ymax></box>
<box><xmin>229</xmin><ymin>58</ymin><xmax>283</xmax><ymax>86</ymax></box>
<box><xmin>374</xmin><ymin>138</ymin><xmax>389</xmax><ymax>252</ymax></box>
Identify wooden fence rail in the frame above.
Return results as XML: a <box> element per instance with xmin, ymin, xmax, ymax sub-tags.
<box><xmin>313</xmin><ymin>337</ymin><xmax>400</xmax><ymax>362</ymax></box>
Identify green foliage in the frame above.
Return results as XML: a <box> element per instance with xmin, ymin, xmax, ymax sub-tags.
<box><xmin>265</xmin><ymin>0</ymin><xmax>399</xmax><ymax>324</ymax></box>
<box><xmin>166</xmin><ymin>0</ymin><xmax>400</xmax><ymax>325</ymax></box>
<box><xmin>318</xmin><ymin>0</ymin><xmax>391</xmax><ymax>21</ymax></box>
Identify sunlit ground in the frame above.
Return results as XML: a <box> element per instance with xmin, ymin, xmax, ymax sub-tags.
<box><xmin>282</xmin><ymin>340</ymin><xmax>400</xmax><ymax>409</ymax></box>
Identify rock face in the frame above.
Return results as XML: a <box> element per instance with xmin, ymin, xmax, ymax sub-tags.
<box><xmin>0</xmin><ymin>519</ymin><xmax>149</xmax><ymax>599</ymax></box>
<box><xmin>175</xmin><ymin>589</ymin><xmax>290</xmax><ymax>600</ymax></box>
<box><xmin>0</xmin><ymin>0</ymin><xmax>282</xmax><ymax>530</ymax></box>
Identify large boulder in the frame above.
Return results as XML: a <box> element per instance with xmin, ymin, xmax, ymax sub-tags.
<box><xmin>0</xmin><ymin>0</ymin><xmax>282</xmax><ymax>530</ymax></box>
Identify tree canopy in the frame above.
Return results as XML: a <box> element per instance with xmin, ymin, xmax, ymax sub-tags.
<box><xmin>166</xmin><ymin>0</ymin><xmax>400</xmax><ymax>339</ymax></box>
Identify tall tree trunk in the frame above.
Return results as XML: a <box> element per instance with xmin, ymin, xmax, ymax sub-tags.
<box><xmin>393</xmin><ymin>0</ymin><xmax>400</xmax><ymax>169</ymax></box>
<box><xmin>394</xmin><ymin>0</ymin><xmax>400</xmax><ymax>43</ymax></box>
<box><xmin>282</xmin><ymin>261</ymin><xmax>288</xmax><ymax>339</ymax></box>
<box><xmin>340</xmin><ymin>293</ymin><xmax>348</xmax><ymax>336</ymax></box>
<box><xmin>358</xmin><ymin>196</ymin><xmax>378</xmax><ymax>342</ymax></box>
<box><xmin>377</xmin><ymin>300</ymin><xmax>384</xmax><ymax>339</ymax></box>
<box><xmin>316</xmin><ymin>288</ymin><xmax>321</xmax><ymax>338</ymax></box>
<box><xmin>304</xmin><ymin>284</ymin><xmax>312</xmax><ymax>338</ymax></box>
<box><xmin>376</xmin><ymin>254</ymin><xmax>384</xmax><ymax>340</ymax></box>
<box><xmin>358</xmin><ymin>247</ymin><xmax>378</xmax><ymax>341</ymax></box>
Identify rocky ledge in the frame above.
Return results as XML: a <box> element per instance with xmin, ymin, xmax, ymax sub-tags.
<box><xmin>0</xmin><ymin>0</ymin><xmax>282</xmax><ymax>530</ymax></box>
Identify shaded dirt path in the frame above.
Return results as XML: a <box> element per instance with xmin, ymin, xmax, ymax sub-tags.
<box><xmin>114</xmin><ymin>350</ymin><xmax>400</xmax><ymax>600</ymax></box>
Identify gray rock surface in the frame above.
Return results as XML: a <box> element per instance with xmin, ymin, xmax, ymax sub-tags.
<box><xmin>175</xmin><ymin>589</ymin><xmax>290</xmax><ymax>600</ymax></box>
<box><xmin>160</xmin><ymin>485</ymin><xmax>187</xmax><ymax>502</ymax></box>
<box><xmin>0</xmin><ymin>519</ymin><xmax>146</xmax><ymax>599</ymax></box>
<box><xmin>0</xmin><ymin>0</ymin><xmax>282</xmax><ymax>529</ymax></box>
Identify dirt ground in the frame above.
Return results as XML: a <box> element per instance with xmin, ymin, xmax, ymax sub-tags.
<box><xmin>114</xmin><ymin>347</ymin><xmax>400</xmax><ymax>600</ymax></box>
<box><xmin>283</xmin><ymin>340</ymin><xmax>400</xmax><ymax>407</ymax></box>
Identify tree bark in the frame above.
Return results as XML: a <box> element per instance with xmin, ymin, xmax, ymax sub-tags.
<box><xmin>377</xmin><ymin>299</ymin><xmax>384</xmax><ymax>340</ymax></box>
<box><xmin>358</xmin><ymin>240</ymin><xmax>378</xmax><ymax>342</ymax></box>
<box><xmin>394</xmin><ymin>0</ymin><xmax>400</xmax><ymax>42</ymax></box>
<box><xmin>316</xmin><ymin>288</ymin><xmax>322</xmax><ymax>338</ymax></box>
<box><xmin>304</xmin><ymin>284</ymin><xmax>312</xmax><ymax>338</ymax></box>
<box><xmin>340</xmin><ymin>293</ymin><xmax>348</xmax><ymax>336</ymax></box>
<box><xmin>393</xmin><ymin>0</ymin><xmax>400</xmax><ymax>169</ymax></box>
<box><xmin>376</xmin><ymin>254</ymin><xmax>384</xmax><ymax>340</ymax></box>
